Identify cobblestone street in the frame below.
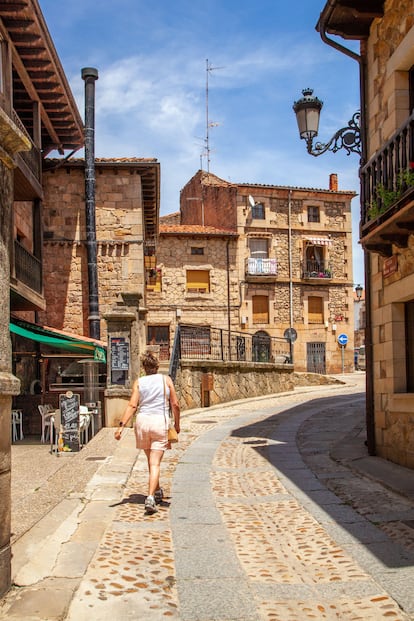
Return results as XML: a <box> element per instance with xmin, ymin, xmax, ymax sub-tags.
<box><xmin>2</xmin><ymin>374</ymin><xmax>414</xmax><ymax>620</ymax></box>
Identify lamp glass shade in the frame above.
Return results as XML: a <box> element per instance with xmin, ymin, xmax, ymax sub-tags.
<box><xmin>293</xmin><ymin>89</ymin><xmax>323</xmax><ymax>141</ymax></box>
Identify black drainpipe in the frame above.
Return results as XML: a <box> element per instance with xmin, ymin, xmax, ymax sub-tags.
<box><xmin>319</xmin><ymin>4</ymin><xmax>375</xmax><ymax>456</ymax></box>
<box><xmin>81</xmin><ymin>67</ymin><xmax>100</xmax><ymax>340</ymax></box>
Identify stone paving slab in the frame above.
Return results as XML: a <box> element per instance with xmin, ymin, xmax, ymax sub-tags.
<box><xmin>2</xmin><ymin>375</ymin><xmax>414</xmax><ymax>620</ymax></box>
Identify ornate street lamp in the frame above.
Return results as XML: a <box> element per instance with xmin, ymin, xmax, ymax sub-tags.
<box><xmin>355</xmin><ymin>283</ymin><xmax>363</xmax><ymax>300</ymax></box>
<box><xmin>293</xmin><ymin>88</ymin><xmax>361</xmax><ymax>157</ymax></box>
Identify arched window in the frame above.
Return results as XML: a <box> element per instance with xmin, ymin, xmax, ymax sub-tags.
<box><xmin>252</xmin><ymin>330</ymin><xmax>270</xmax><ymax>362</ymax></box>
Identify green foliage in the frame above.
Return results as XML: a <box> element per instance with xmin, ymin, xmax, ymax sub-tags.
<box><xmin>367</xmin><ymin>168</ymin><xmax>414</xmax><ymax>220</ymax></box>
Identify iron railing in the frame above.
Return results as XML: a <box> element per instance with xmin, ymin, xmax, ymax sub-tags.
<box><xmin>361</xmin><ymin>110</ymin><xmax>414</xmax><ymax>231</ymax></box>
<box><xmin>245</xmin><ymin>257</ymin><xmax>277</xmax><ymax>276</ymax></box>
<box><xmin>301</xmin><ymin>260</ymin><xmax>332</xmax><ymax>279</ymax></box>
<box><xmin>14</xmin><ymin>240</ymin><xmax>42</xmax><ymax>293</ymax></box>
<box><xmin>175</xmin><ymin>324</ymin><xmax>291</xmax><ymax>365</ymax></box>
<box><xmin>11</xmin><ymin>109</ymin><xmax>41</xmax><ymax>181</ymax></box>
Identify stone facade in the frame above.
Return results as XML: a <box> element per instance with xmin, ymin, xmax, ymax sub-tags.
<box><xmin>148</xmin><ymin>170</ymin><xmax>356</xmax><ymax>375</ymax></box>
<box><xmin>39</xmin><ymin>160</ymin><xmax>157</xmax><ymax>341</ymax></box>
<box><xmin>363</xmin><ymin>1</ymin><xmax>414</xmax><ymax>467</ymax></box>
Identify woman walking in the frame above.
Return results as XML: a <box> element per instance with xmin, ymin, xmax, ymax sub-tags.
<box><xmin>114</xmin><ymin>351</ymin><xmax>180</xmax><ymax>514</ymax></box>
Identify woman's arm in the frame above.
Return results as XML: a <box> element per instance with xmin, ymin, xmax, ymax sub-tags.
<box><xmin>166</xmin><ymin>376</ymin><xmax>180</xmax><ymax>434</ymax></box>
<box><xmin>114</xmin><ymin>379</ymin><xmax>140</xmax><ymax>440</ymax></box>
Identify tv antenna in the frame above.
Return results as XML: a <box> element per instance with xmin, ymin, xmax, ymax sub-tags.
<box><xmin>204</xmin><ymin>58</ymin><xmax>223</xmax><ymax>173</ymax></box>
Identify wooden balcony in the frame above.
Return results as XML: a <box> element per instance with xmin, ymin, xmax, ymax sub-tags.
<box><xmin>360</xmin><ymin>112</ymin><xmax>414</xmax><ymax>256</ymax></box>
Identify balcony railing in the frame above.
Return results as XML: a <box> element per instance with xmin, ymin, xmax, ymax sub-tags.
<box><xmin>246</xmin><ymin>257</ymin><xmax>277</xmax><ymax>276</ymax></box>
<box><xmin>175</xmin><ymin>324</ymin><xmax>291</xmax><ymax>364</ymax></box>
<box><xmin>301</xmin><ymin>260</ymin><xmax>332</xmax><ymax>279</ymax></box>
<box><xmin>361</xmin><ymin>111</ymin><xmax>414</xmax><ymax>232</ymax></box>
<box><xmin>14</xmin><ymin>240</ymin><xmax>42</xmax><ymax>293</ymax></box>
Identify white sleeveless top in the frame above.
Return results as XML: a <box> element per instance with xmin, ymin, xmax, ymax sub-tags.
<box><xmin>138</xmin><ymin>373</ymin><xmax>169</xmax><ymax>416</ymax></box>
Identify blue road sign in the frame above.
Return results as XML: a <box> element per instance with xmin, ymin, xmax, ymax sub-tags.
<box><xmin>338</xmin><ymin>333</ymin><xmax>348</xmax><ymax>346</ymax></box>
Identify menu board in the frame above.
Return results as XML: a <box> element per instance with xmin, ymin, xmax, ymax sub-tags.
<box><xmin>111</xmin><ymin>337</ymin><xmax>130</xmax><ymax>370</ymax></box>
<box><xmin>59</xmin><ymin>391</ymin><xmax>80</xmax><ymax>452</ymax></box>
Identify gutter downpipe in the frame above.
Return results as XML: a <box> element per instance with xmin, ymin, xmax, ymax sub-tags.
<box><xmin>288</xmin><ymin>189</ymin><xmax>294</xmax><ymax>364</ymax></box>
<box><xmin>81</xmin><ymin>67</ymin><xmax>101</xmax><ymax>341</ymax></box>
<box><xmin>319</xmin><ymin>2</ymin><xmax>375</xmax><ymax>456</ymax></box>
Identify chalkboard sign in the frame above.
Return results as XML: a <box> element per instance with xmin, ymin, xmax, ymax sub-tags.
<box><xmin>59</xmin><ymin>391</ymin><xmax>80</xmax><ymax>452</ymax></box>
<box><xmin>111</xmin><ymin>337</ymin><xmax>130</xmax><ymax>370</ymax></box>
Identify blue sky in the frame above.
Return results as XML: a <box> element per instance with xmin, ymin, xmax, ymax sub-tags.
<box><xmin>41</xmin><ymin>0</ymin><xmax>364</xmax><ymax>286</ymax></box>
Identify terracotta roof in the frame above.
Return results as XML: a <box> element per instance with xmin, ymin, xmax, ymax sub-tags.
<box><xmin>160</xmin><ymin>224</ymin><xmax>237</xmax><ymax>236</ymax></box>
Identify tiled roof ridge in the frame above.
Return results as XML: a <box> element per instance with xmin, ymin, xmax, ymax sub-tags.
<box><xmin>160</xmin><ymin>223</ymin><xmax>237</xmax><ymax>235</ymax></box>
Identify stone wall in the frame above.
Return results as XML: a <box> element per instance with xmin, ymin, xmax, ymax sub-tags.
<box><xmin>40</xmin><ymin>163</ymin><xmax>146</xmax><ymax>340</ymax></box>
<box><xmin>175</xmin><ymin>360</ymin><xmax>294</xmax><ymax>410</ymax></box>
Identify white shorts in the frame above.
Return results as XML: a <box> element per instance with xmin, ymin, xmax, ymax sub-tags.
<box><xmin>134</xmin><ymin>413</ymin><xmax>169</xmax><ymax>450</ymax></box>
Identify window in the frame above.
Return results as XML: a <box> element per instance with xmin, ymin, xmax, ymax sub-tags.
<box><xmin>186</xmin><ymin>270</ymin><xmax>210</xmax><ymax>293</ymax></box>
<box><xmin>146</xmin><ymin>267</ymin><xmax>161</xmax><ymax>292</ymax></box>
<box><xmin>191</xmin><ymin>247</ymin><xmax>204</xmax><ymax>255</ymax></box>
<box><xmin>147</xmin><ymin>325</ymin><xmax>170</xmax><ymax>360</ymax></box>
<box><xmin>308</xmin><ymin>296</ymin><xmax>323</xmax><ymax>323</ymax></box>
<box><xmin>252</xmin><ymin>202</ymin><xmax>265</xmax><ymax>219</ymax></box>
<box><xmin>406</xmin><ymin>300</ymin><xmax>414</xmax><ymax>391</ymax></box>
<box><xmin>249</xmin><ymin>238</ymin><xmax>268</xmax><ymax>259</ymax></box>
<box><xmin>252</xmin><ymin>295</ymin><xmax>269</xmax><ymax>324</ymax></box>
<box><xmin>307</xmin><ymin>206</ymin><xmax>320</xmax><ymax>223</ymax></box>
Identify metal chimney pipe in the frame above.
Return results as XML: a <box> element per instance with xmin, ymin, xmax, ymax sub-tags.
<box><xmin>81</xmin><ymin>67</ymin><xmax>100</xmax><ymax>340</ymax></box>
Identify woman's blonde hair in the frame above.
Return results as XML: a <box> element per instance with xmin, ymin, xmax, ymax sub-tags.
<box><xmin>141</xmin><ymin>351</ymin><xmax>159</xmax><ymax>374</ymax></box>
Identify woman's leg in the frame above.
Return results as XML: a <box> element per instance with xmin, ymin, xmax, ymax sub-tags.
<box><xmin>144</xmin><ymin>448</ymin><xmax>164</xmax><ymax>496</ymax></box>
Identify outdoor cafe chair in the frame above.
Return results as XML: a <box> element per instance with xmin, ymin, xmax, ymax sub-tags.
<box><xmin>11</xmin><ymin>409</ymin><xmax>24</xmax><ymax>442</ymax></box>
<box><xmin>38</xmin><ymin>404</ymin><xmax>53</xmax><ymax>443</ymax></box>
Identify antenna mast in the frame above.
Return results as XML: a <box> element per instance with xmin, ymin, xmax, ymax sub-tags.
<box><xmin>205</xmin><ymin>59</ymin><xmax>223</xmax><ymax>173</ymax></box>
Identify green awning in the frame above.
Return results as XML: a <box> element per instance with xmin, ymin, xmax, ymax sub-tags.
<box><xmin>10</xmin><ymin>318</ymin><xmax>106</xmax><ymax>362</ymax></box>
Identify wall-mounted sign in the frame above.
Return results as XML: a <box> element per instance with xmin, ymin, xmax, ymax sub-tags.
<box><xmin>383</xmin><ymin>254</ymin><xmax>398</xmax><ymax>278</ymax></box>
<box><xmin>110</xmin><ymin>337</ymin><xmax>130</xmax><ymax>370</ymax></box>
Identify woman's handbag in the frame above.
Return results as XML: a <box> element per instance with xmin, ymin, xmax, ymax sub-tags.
<box><xmin>163</xmin><ymin>376</ymin><xmax>178</xmax><ymax>443</ymax></box>
<box><xmin>168</xmin><ymin>422</ymin><xmax>179</xmax><ymax>443</ymax></box>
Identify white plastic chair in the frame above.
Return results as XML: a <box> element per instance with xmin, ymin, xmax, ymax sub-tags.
<box><xmin>38</xmin><ymin>404</ymin><xmax>53</xmax><ymax>443</ymax></box>
<box><xmin>11</xmin><ymin>410</ymin><xmax>24</xmax><ymax>442</ymax></box>
<box><xmin>80</xmin><ymin>406</ymin><xmax>91</xmax><ymax>445</ymax></box>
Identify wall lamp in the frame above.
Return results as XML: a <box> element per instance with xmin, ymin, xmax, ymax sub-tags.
<box><xmin>293</xmin><ymin>88</ymin><xmax>361</xmax><ymax>157</ymax></box>
<box><xmin>355</xmin><ymin>283</ymin><xmax>363</xmax><ymax>300</ymax></box>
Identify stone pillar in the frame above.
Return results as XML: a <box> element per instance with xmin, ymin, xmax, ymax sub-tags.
<box><xmin>103</xmin><ymin>293</ymin><xmax>143</xmax><ymax>427</ymax></box>
<box><xmin>0</xmin><ymin>163</ymin><xmax>20</xmax><ymax>596</ymax></box>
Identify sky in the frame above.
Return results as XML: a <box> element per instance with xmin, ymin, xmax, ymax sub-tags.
<box><xmin>40</xmin><ymin>0</ymin><xmax>364</xmax><ymax>286</ymax></box>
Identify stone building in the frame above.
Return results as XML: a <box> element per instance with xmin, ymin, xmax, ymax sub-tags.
<box><xmin>147</xmin><ymin>169</ymin><xmax>356</xmax><ymax>374</ymax></box>
<box><xmin>39</xmin><ymin>158</ymin><xmax>159</xmax><ymax>340</ymax></box>
<box><xmin>0</xmin><ymin>0</ymin><xmax>84</xmax><ymax>597</ymax></box>
<box><xmin>318</xmin><ymin>0</ymin><xmax>414</xmax><ymax>468</ymax></box>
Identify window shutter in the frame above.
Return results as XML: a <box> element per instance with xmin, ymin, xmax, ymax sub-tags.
<box><xmin>308</xmin><ymin>296</ymin><xmax>323</xmax><ymax>323</ymax></box>
<box><xmin>186</xmin><ymin>270</ymin><xmax>210</xmax><ymax>293</ymax></box>
<box><xmin>252</xmin><ymin>295</ymin><xmax>269</xmax><ymax>323</ymax></box>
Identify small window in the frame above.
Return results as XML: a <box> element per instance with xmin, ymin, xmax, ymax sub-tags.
<box><xmin>191</xmin><ymin>247</ymin><xmax>204</xmax><ymax>255</ymax></box>
<box><xmin>307</xmin><ymin>206</ymin><xmax>320</xmax><ymax>223</ymax></box>
<box><xmin>249</xmin><ymin>238</ymin><xmax>268</xmax><ymax>259</ymax></box>
<box><xmin>252</xmin><ymin>295</ymin><xmax>269</xmax><ymax>324</ymax></box>
<box><xmin>186</xmin><ymin>269</ymin><xmax>210</xmax><ymax>293</ymax></box>
<box><xmin>308</xmin><ymin>296</ymin><xmax>323</xmax><ymax>323</ymax></box>
<box><xmin>252</xmin><ymin>203</ymin><xmax>265</xmax><ymax>219</ymax></box>
<box><xmin>146</xmin><ymin>268</ymin><xmax>161</xmax><ymax>292</ymax></box>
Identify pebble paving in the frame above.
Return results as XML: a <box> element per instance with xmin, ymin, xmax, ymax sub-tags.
<box><xmin>3</xmin><ymin>378</ymin><xmax>414</xmax><ymax>620</ymax></box>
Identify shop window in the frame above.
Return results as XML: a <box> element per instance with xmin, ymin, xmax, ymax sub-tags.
<box><xmin>307</xmin><ymin>206</ymin><xmax>320</xmax><ymax>223</ymax></box>
<box><xmin>308</xmin><ymin>296</ymin><xmax>323</xmax><ymax>323</ymax></box>
<box><xmin>252</xmin><ymin>295</ymin><xmax>269</xmax><ymax>324</ymax></box>
<box><xmin>186</xmin><ymin>269</ymin><xmax>210</xmax><ymax>293</ymax></box>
